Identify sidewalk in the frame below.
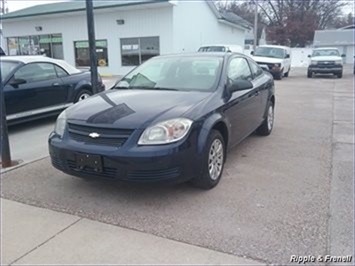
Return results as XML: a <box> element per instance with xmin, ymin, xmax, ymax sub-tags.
<box><xmin>1</xmin><ymin>199</ymin><xmax>261</xmax><ymax>265</ymax></box>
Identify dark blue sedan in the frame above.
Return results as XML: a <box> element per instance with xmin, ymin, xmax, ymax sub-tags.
<box><xmin>1</xmin><ymin>56</ymin><xmax>105</xmax><ymax>125</ymax></box>
<box><xmin>49</xmin><ymin>53</ymin><xmax>275</xmax><ymax>189</ymax></box>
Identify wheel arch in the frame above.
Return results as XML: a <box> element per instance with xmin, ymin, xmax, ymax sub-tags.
<box><xmin>197</xmin><ymin>113</ymin><xmax>230</xmax><ymax>156</ymax></box>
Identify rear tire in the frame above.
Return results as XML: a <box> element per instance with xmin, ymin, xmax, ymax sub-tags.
<box><xmin>256</xmin><ymin>101</ymin><xmax>274</xmax><ymax>136</ymax></box>
<box><xmin>190</xmin><ymin>130</ymin><xmax>225</xmax><ymax>190</ymax></box>
<box><xmin>75</xmin><ymin>89</ymin><xmax>92</xmax><ymax>103</ymax></box>
<box><xmin>336</xmin><ymin>72</ymin><xmax>343</xmax><ymax>78</ymax></box>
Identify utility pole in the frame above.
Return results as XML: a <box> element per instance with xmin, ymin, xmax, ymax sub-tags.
<box><xmin>0</xmin><ymin>57</ymin><xmax>12</xmax><ymax>168</ymax></box>
<box><xmin>253</xmin><ymin>0</ymin><xmax>258</xmax><ymax>52</ymax></box>
<box><xmin>85</xmin><ymin>0</ymin><xmax>98</xmax><ymax>94</ymax></box>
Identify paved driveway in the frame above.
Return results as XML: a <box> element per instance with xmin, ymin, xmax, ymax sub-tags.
<box><xmin>1</xmin><ymin>67</ymin><xmax>353</xmax><ymax>264</ymax></box>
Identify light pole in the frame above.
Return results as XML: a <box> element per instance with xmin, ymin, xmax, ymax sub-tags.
<box><xmin>253</xmin><ymin>0</ymin><xmax>258</xmax><ymax>52</ymax></box>
<box><xmin>0</xmin><ymin>58</ymin><xmax>12</xmax><ymax>168</ymax></box>
<box><xmin>86</xmin><ymin>0</ymin><xmax>98</xmax><ymax>94</ymax></box>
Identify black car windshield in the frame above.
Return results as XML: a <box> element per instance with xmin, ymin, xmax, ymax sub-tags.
<box><xmin>312</xmin><ymin>49</ymin><xmax>340</xmax><ymax>57</ymax></box>
<box><xmin>254</xmin><ymin>47</ymin><xmax>285</xmax><ymax>59</ymax></box>
<box><xmin>116</xmin><ymin>56</ymin><xmax>223</xmax><ymax>92</ymax></box>
<box><xmin>198</xmin><ymin>46</ymin><xmax>226</xmax><ymax>52</ymax></box>
<box><xmin>1</xmin><ymin>61</ymin><xmax>20</xmax><ymax>81</ymax></box>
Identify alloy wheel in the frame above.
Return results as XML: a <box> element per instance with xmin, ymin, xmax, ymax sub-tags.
<box><xmin>208</xmin><ymin>139</ymin><xmax>224</xmax><ymax>180</ymax></box>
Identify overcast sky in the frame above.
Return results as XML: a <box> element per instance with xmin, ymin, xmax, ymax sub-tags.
<box><xmin>7</xmin><ymin>0</ymin><xmax>355</xmax><ymax>13</ymax></box>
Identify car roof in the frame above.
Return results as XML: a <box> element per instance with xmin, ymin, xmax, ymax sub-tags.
<box><xmin>2</xmin><ymin>55</ymin><xmax>81</xmax><ymax>74</ymax></box>
<box><xmin>156</xmin><ymin>52</ymin><xmax>245</xmax><ymax>59</ymax></box>
<box><xmin>259</xmin><ymin>45</ymin><xmax>290</xmax><ymax>50</ymax></box>
<box><xmin>313</xmin><ymin>47</ymin><xmax>339</xmax><ymax>50</ymax></box>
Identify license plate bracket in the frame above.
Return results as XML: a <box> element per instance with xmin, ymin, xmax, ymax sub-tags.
<box><xmin>76</xmin><ymin>153</ymin><xmax>103</xmax><ymax>172</ymax></box>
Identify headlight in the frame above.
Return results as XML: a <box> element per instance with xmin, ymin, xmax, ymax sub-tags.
<box><xmin>335</xmin><ymin>59</ymin><xmax>343</xmax><ymax>65</ymax></box>
<box><xmin>311</xmin><ymin>60</ymin><xmax>318</xmax><ymax>65</ymax></box>
<box><xmin>54</xmin><ymin>111</ymin><xmax>67</xmax><ymax>137</ymax></box>
<box><xmin>138</xmin><ymin>118</ymin><xmax>193</xmax><ymax>145</ymax></box>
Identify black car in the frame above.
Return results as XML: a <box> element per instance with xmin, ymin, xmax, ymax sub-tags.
<box><xmin>49</xmin><ymin>53</ymin><xmax>275</xmax><ymax>189</ymax></box>
<box><xmin>1</xmin><ymin>56</ymin><xmax>105</xmax><ymax>124</ymax></box>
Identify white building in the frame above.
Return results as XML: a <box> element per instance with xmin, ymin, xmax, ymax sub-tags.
<box><xmin>2</xmin><ymin>0</ymin><xmax>251</xmax><ymax>75</ymax></box>
<box><xmin>313</xmin><ymin>25</ymin><xmax>355</xmax><ymax>64</ymax></box>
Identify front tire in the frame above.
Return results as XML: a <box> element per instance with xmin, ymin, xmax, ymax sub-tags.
<box><xmin>307</xmin><ymin>71</ymin><xmax>313</xmax><ymax>78</ymax></box>
<box><xmin>256</xmin><ymin>101</ymin><xmax>274</xmax><ymax>136</ymax></box>
<box><xmin>284</xmin><ymin>67</ymin><xmax>290</xmax><ymax>77</ymax></box>
<box><xmin>191</xmin><ymin>130</ymin><xmax>225</xmax><ymax>189</ymax></box>
<box><xmin>275</xmin><ymin>71</ymin><xmax>283</xmax><ymax>80</ymax></box>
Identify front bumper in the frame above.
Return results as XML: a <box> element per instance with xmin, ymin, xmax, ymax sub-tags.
<box><xmin>258</xmin><ymin>63</ymin><xmax>282</xmax><ymax>75</ymax></box>
<box><xmin>308</xmin><ymin>64</ymin><xmax>343</xmax><ymax>74</ymax></box>
<box><xmin>48</xmin><ymin>130</ymin><xmax>200</xmax><ymax>184</ymax></box>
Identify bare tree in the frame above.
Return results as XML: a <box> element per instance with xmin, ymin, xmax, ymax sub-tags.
<box><xmin>216</xmin><ymin>0</ymin><xmax>350</xmax><ymax>47</ymax></box>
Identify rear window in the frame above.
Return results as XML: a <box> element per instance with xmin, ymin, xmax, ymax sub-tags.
<box><xmin>198</xmin><ymin>46</ymin><xmax>226</xmax><ymax>52</ymax></box>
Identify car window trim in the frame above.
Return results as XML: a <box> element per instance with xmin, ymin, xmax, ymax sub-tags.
<box><xmin>53</xmin><ymin>63</ymin><xmax>69</xmax><ymax>78</ymax></box>
<box><xmin>247</xmin><ymin>59</ymin><xmax>263</xmax><ymax>80</ymax></box>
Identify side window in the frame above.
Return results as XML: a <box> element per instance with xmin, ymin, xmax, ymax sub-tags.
<box><xmin>228</xmin><ymin>57</ymin><xmax>252</xmax><ymax>81</ymax></box>
<box><xmin>54</xmin><ymin>65</ymin><xmax>68</xmax><ymax>77</ymax></box>
<box><xmin>14</xmin><ymin>63</ymin><xmax>57</xmax><ymax>83</ymax></box>
<box><xmin>248</xmin><ymin>60</ymin><xmax>263</xmax><ymax>78</ymax></box>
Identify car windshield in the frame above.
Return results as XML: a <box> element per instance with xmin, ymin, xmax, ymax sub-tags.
<box><xmin>254</xmin><ymin>47</ymin><xmax>285</xmax><ymax>59</ymax></box>
<box><xmin>1</xmin><ymin>61</ymin><xmax>20</xmax><ymax>81</ymax></box>
<box><xmin>312</xmin><ymin>49</ymin><xmax>340</xmax><ymax>57</ymax></box>
<box><xmin>116</xmin><ymin>56</ymin><xmax>223</xmax><ymax>92</ymax></box>
<box><xmin>198</xmin><ymin>46</ymin><xmax>226</xmax><ymax>52</ymax></box>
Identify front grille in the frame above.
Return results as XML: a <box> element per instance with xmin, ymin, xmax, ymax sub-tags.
<box><xmin>68</xmin><ymin>122</ymin><xmax>133</xmax><ymax>147</ymax></box>
<box><xmin>127</xmin><ymin>167</ymin><xmax>181</xmax><ymax>180</ymax></box>
<box><xmin>256</xmin><ymin>62</ymin><xmax>275</xmax><ymax>69</ymax></box>
<box><xmin>318</xmin><ymin>61</ymin><xmax>335</xmax><ymax>65</ymax></box>
<box><xmin>67</xmin><ymin>160</ymin><xmax>117</xmax><ymax>179</ymax></box>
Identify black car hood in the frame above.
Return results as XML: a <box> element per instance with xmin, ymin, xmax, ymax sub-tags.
<box><xmin>66</xmin><ymin>89</ymin><xmax>210</xmax><ymax>128</ymax></box>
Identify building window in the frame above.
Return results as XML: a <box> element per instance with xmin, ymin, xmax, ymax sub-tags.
<box><xmin>121</xmin><ymin>36</ymin><xmax>160</xmax><ymax>66</ymax></box>
<box><xmin>74</xmin><ymin>40</ymin><xmax>108</xmax><ymax>67</ymax></box>
<box><xmin>6</xmin><ymin>34</ymin><xmax>63</xmax><ymax>59</ymax></box>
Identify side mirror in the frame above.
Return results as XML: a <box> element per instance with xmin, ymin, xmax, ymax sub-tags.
<box><xmin>9</xmin><ymin>78</ymin><xmax>26</xmax><ymax>87</ymax></box>
<box><xmin>250</xmin><ymin>51</ymin><xmax>254</xmax><ymax>55</ymax></box>
<box><xmin>308</xmin><ymin>55</ymin><xmax>311</xmax><ymax>58</ymax></box>
<box><xmin>341</xmin><ymin>54</ymin><xmax>346</xmax><ymax>57</ymax></box>
<box><xmin>285</xmin><ymin>54</ymin><xmax>290</xmax><ymax>59</ymax></box>
<box><xmin>228</xmin><ymin>80</ymin><xmax>253</xmax><ymax>93</ymax></box>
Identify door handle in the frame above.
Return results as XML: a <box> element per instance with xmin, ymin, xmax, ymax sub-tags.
<box><xmin>52</xmin><ymin>82</ymin><xmax>60</xmax><ymax>87</ymax></box>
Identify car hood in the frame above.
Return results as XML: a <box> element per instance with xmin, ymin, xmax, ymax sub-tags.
<box><xmin>252</xmin><ymin>56</ymin><xmax>284</xmax><ymax>64</ymax></box>
<box><xmin>66</xmin><ymin>89</ymin><xmax>210</xmax><ymax>129</ymax></box>
<box><xmin>310</xmin><ymin>56</ymin><xmax>342</xmax><ymax>61</ymax></box>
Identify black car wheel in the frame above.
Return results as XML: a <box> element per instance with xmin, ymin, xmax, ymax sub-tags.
<box><xmin>75</xmin><ymin>89</ymin><xmax>92</xmax><ymax>103</ymax></box>
<box><xmin>307</xmin><ymin>71</ymin><xmax>313</xmax><ymax>78</ymax></box>
<box><xmin>284</xmin><ymin>68</ymin><xmax>290</xmax><ymax>77</ymax></box>
<box><xmin>191</xmin><ymin>130</ymin><xmax>225</xmax><ymax>189</ymax></box>
<box><xmin>257</xmin><ymin>101</ymin><xmax>274</xmax><ymax>136</ymax></box>
<box><xmin>336</xmin><ymin>72</ymin><xmax>343</xmax><ymax>78</ymax></box>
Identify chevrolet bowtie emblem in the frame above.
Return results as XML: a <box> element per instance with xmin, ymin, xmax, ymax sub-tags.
<box><xmin>89</xmin><ymin>132</ymin><xmax>100</xmax><ymax>138</ymax></box>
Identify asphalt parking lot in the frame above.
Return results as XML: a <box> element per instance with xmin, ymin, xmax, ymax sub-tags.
<box><xmin>1</xmin><ymin>67</ymin><xmax>354</xmax><ymax>264</ymax></box>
